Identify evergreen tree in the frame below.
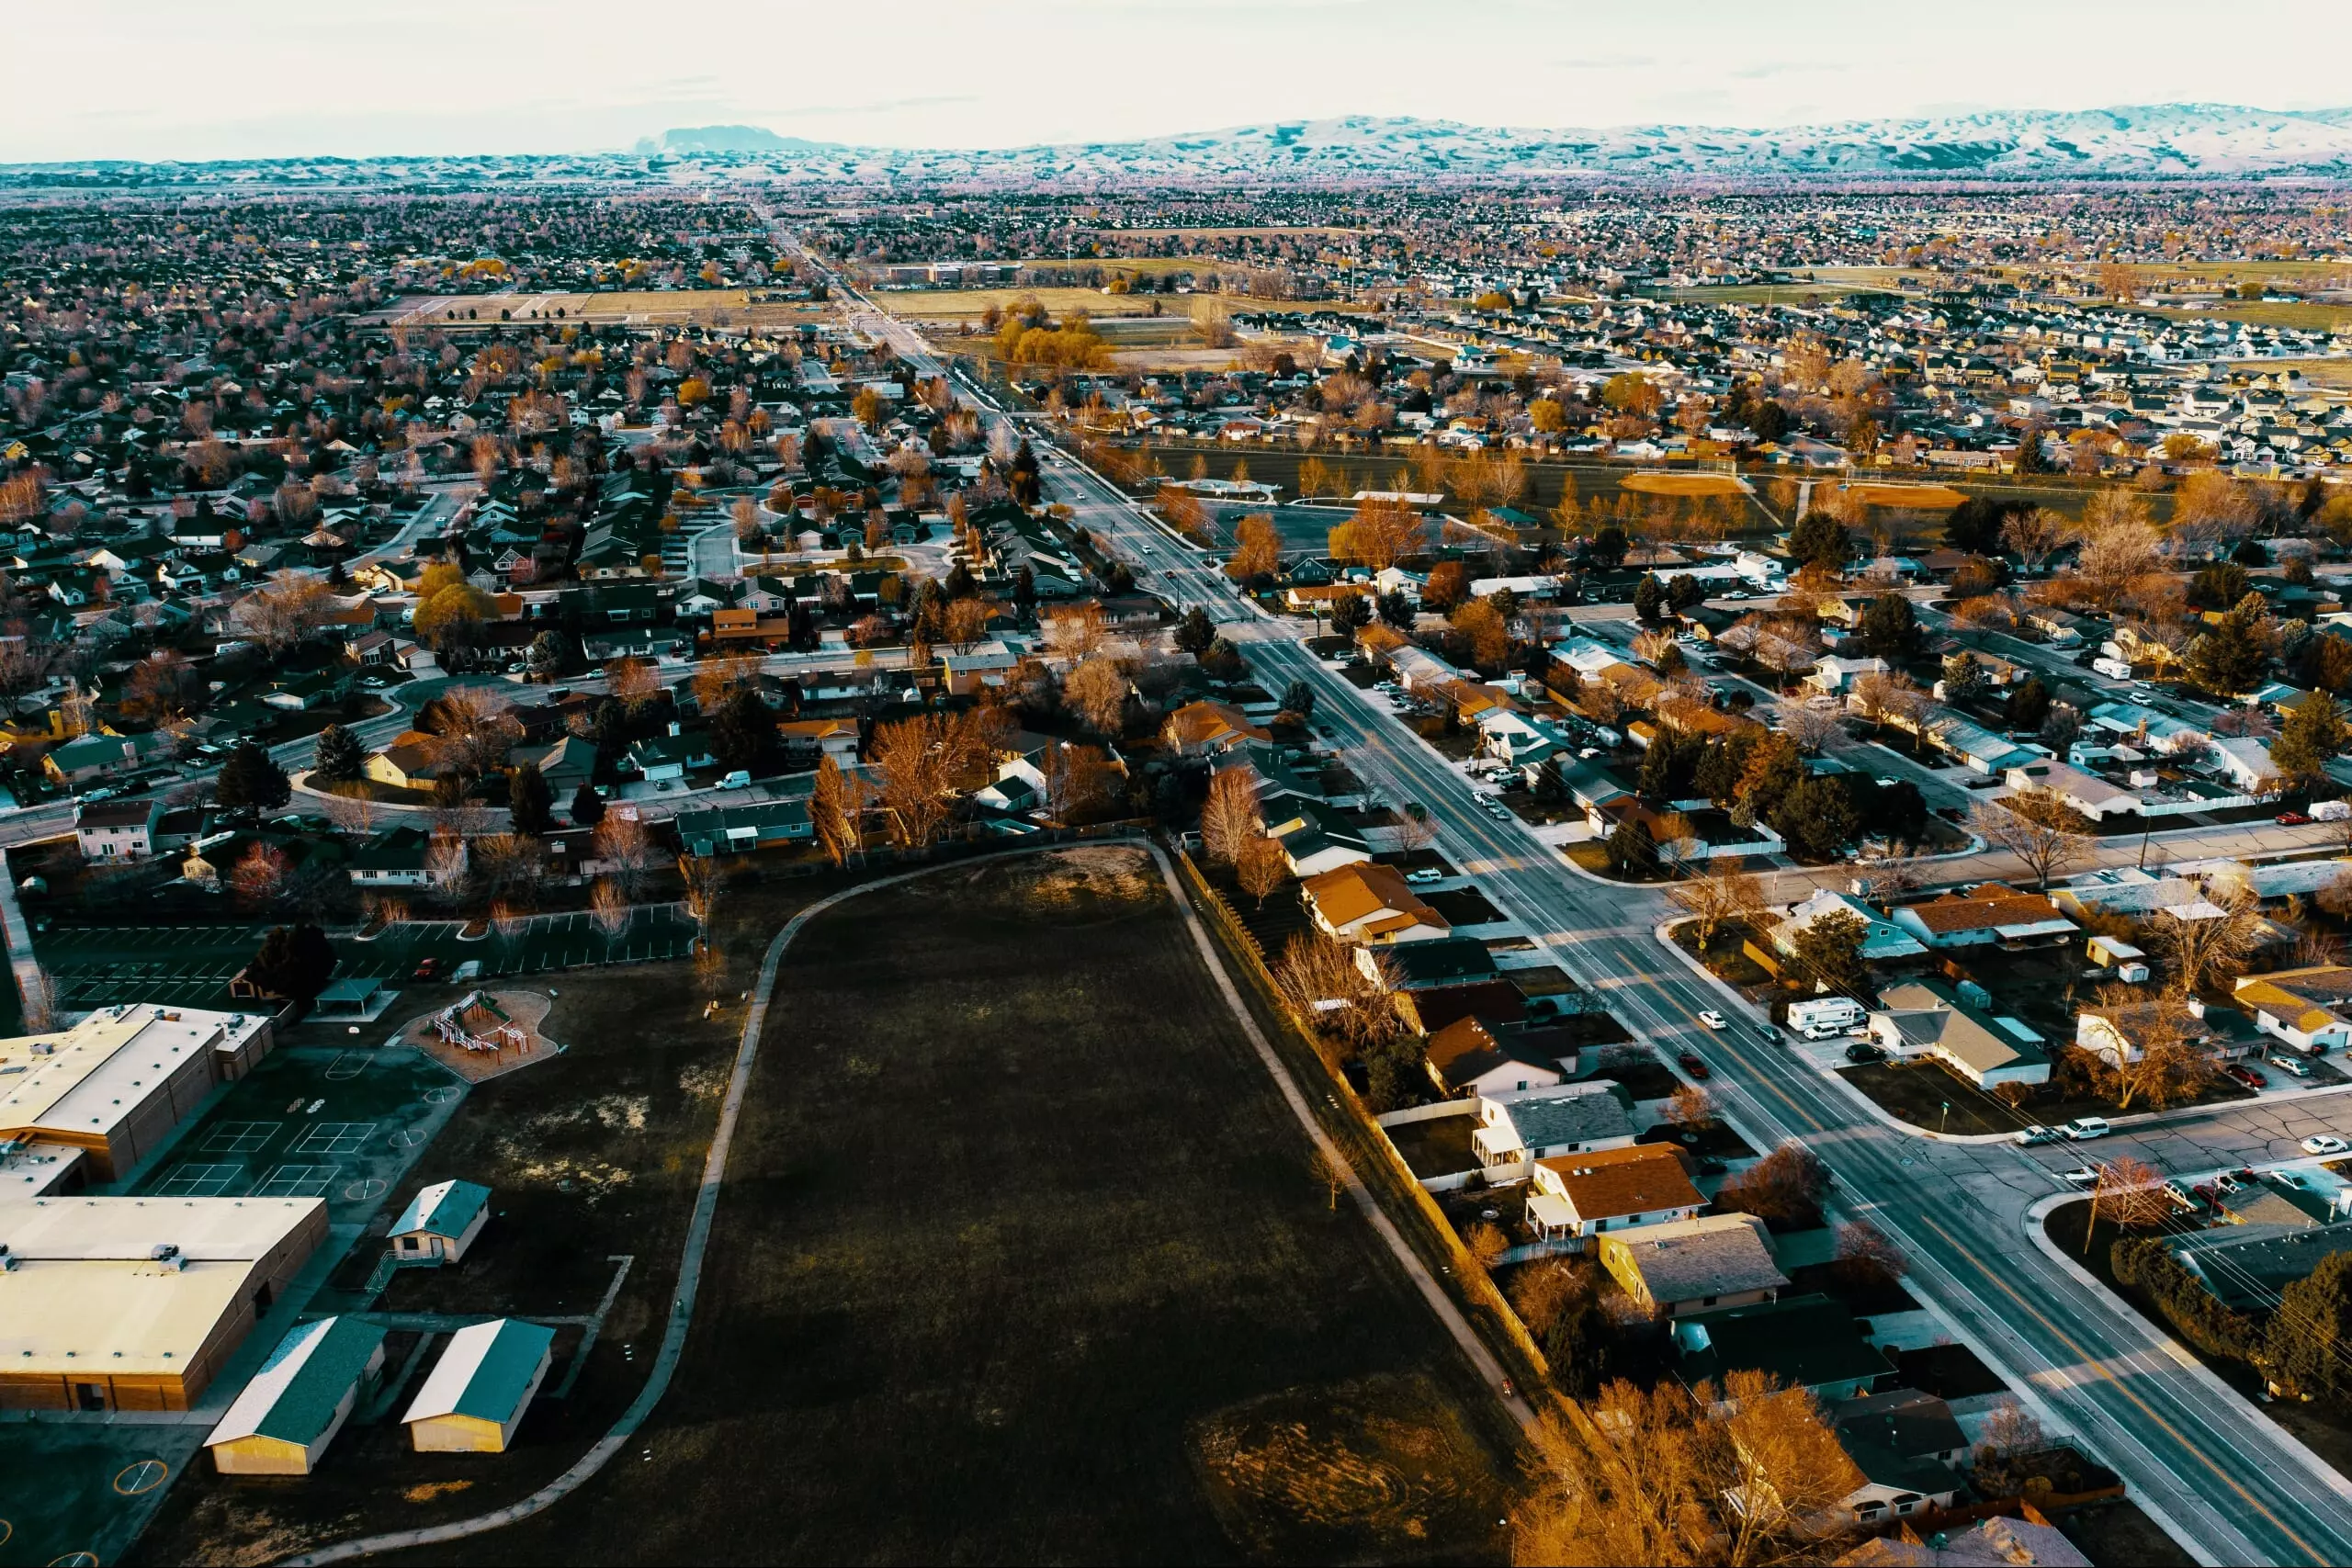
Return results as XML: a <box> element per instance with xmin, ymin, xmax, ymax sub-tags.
<box><xmin>1633</xmin><ymin>573</ymin><xmax>1667</xmax><ymax>623</ymax></box>
<box><xmin>1173</xmin><ymin>605</ymin><xmax>1217</xmax><ymax>656</ymax></box>
<box><xmin>216</xmin><ymin>741</ymin><xmax>289</xmax><ymax>820</ymax></box>
<box><xmin>311</xmin><ymin>723</ymin><xmax>363</xmax><ymax>784</ymax></box>
<box><xmin>1860</xmin><ymin>593</ymin><xmax>1917</xmax><ymax>658</ymax></box>
<box><xmin>2268</xmin><ymin>1251</ymin><xmax>2352</xmax><ymax>1401</ymax></box>
<box><xmin>711</xmin><ymin>688</ymin><xmax>777</xmax><ymax>774</ymax></box>
<box><xmin>507</xmin><ymin>761</ymin><xmax>554</xmax><ymax>837</ymax></box>
<box><xmin>570</xmin><ymin>782</ymin><xmax>605</xmax><ymax>827</ymax></box>
<box><xmin>1605</xmin><ymin>816</ymin><xmax>1657</xmax><ymax>877</ymax></box>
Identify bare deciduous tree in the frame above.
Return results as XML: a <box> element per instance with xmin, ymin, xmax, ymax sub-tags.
<box><xmin>1237</xmin><ymin>836</ymin><xmax>1291</xmax><ymax>909</ymax></box>
<box><xmin>591</xmin><ymin>812</ymin><xmax>654</xmax><ymax>897</ymax></box>
<box><xmin>1969</xmin><ymin>791</ymin><xmax>2091</xmax><ymax>890</ymax></box>
<box><xmin>1667</xmin><ymin>867</ymin><xmax>1765</xmax><ymax>945</ymax></box>
<box><xmin>1199</xmin><ymin>766</ymin><xmax>1262</xmax><ymax>865</ymax></box>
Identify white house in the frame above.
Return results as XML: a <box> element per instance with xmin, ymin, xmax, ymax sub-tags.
<box><xmin>2005</xmin><ymin>761</ymin><xmax>2141</xmax><ymax>821</ymax></box>
<box><xmin>1806</xmin><ymin>655</ymin><xmax>1890</xmax><ymax>697</ymax></box>
<box><xmin>2211</xmin><ymin>736</ymin><xmax>2283</xmax><ymax>795</ymax></box>
<box><xmin>1522</xmin><ymin>1145</ymin><xmax>1703</xmax><ymax>1248</ymax></box>
<box><xmin>2234</xmin><ymin>966</ymin><xmax>2352</xmax><ymax>1054</ymax></box>
<box><xmin>1468</xmin><ymin>1083</ymin><xmax>1635</xmax><ymax>1179</ymax></box>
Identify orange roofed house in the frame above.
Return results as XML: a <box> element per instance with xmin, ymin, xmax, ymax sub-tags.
<box><xmin>1161</xmin><ymin>701</ymin><xmax>1271</xmax><ymax>759</ymax></box>
<box><xmin>1523</xmin><ymin>1144</ymin><xmax>1703</xmax><ymax>1249</ymax></box>
<box><xmin>1301</xmin><ymin>862</ymin><xmax>1453</xmax><ymax>945</ymax></box>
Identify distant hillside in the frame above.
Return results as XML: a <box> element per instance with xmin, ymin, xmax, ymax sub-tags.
<box><xmin>639</xmin><ymin>125</ymin><xmax>827</xmax><ymax>155</ymax></box>
<box><xmin>626</xmin><ymin>103</ymin><xmax>2352</xmax><ymax>183</ymax></box>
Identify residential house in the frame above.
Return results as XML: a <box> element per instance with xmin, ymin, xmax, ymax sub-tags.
<box><xmin>1523</xmin><ymin>1144</ymin><xmax>1703</xmax><ymax>1247</ymax></box>
<box><xmin>1773</xmin><ymin>890</ymin><xmax>1926</xmax><ymax>964</ymax></box>
<box><xmin>627</xmin><ymin>726</ymin><xmax>714</xmax><ymax>784</ymax></box>
<box><xmin>2211</xmin><ymin>736</ymin><xmax>2283</xmax><ymax>795</ymax></box>
<box><xmin>1807</xmin><ymin>655</ymin><xmax>1890</xmax><ymax>698</ymax></box>
<box><xmin>1262</xmin><ymin>794</ymin><xmax>1372</xmax><ymax>876</ymax></box>
<box><xmin>76</xmin><ymin>797</ymin><xmax>163</xmax><ymax>862</ymax></box>
<box><xmin>777</xmin><ymin>717</ymin><xmax>860</xmax><ymax>764</ymax></box>
<box><xmin>1426</xmin><ymin>1018</ymin><xmax>1570</xmax><ymax>1100</ymax></box>
<box><xmin>1161</xmin><ymin>701</ymin><xmax>1271</xmax><ymax>758</ymax></box>
<box><xmin>673</xmin><ymin>800</ymin><xmax>814</xmax><ymax>857</ymax></box>
<box><xmin>2233</xmin><ymin>965</ymin><xmax>2352</xmax><ymax>1054</ymax></box>
<box><xmin>1672</xmin><ymin>1292</ymin><xmax>1893</xmax><ymax>1401</ymax></box>
<box><xmin>364</xmin><ymin>731</ymin><xmax>448</xmax><ymax>790</ymax></box>
<box><xmin>1469</xmin><ymin>1083</ymin><xmax>1634</xmax><ymax>1174</ymax></box>
<box><xmin>2050</xmin><ymin>866</ymin><xmax>2209</xmax><ymax>921</ymax></box>
<box><xmin>1302</xmin><ymin>862</ymin><xmax>1453</xmax><ymax>945</ymax></box>
<box><xmin>1836</xmin><ymin>1516</ymin><xmax>2091</xmax><ymax>1566</ymax></box>
<box><xmin>2005</xmin><ymin>761</ymin><xmax>2141</xmax><ymax>821</ymax></box>
<box><xmin>43</xmin><ymin>730</ymin><xmax>171</xmax><ymax>787</ymax></box>
<box><xmin>1888</xmin><ymin>884</ymin><xmax>2078</xmax><ymax>950</ymax></box>
<box><xmin>1826</xmin><ymin>1390</ymin><xmax>1969</xmax><ymax>1527</ymax></box>
<box><xmin>1868</xmin><ymin>976</ymin><xmax>2052</xmax><ymax>1089</ymax></box>
<box><xmin>1597</xmin><ymin>1212</ymin><xmax>1786</xmax><ymax>1318</ymax></box>
<box><xmin>2171</xmin><ymin>1221</ymin><xmax>2352</xmax><ymax>1311</ymax></box>
<box><xmin>348</xmin><ymin>828</ymin><xmax>454</xmax><ymax>890</ymax></box>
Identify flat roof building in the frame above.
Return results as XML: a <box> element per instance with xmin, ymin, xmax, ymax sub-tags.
<box><xmin>0</xmin><ymin>1194</ymin><xmax>328</xmax><ymax>1411</ymax></box>
<box><xmin>0</xmin><ymin>1005</ymin><xmax>275</xmax><ymax>1181</ymax></box>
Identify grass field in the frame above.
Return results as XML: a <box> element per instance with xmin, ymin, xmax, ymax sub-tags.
<box><xmin>393</xmin><ymin>845</ymin><xmax>1516</xmax><ymax>1564</ymax></box>
<box><xmin>372</xmin><ymin>289</ymin><xmax>827</xmax><ymax>330</ymax></box>
<box><xmin>2154</xmin><ymin>301</ymin><xmax>2352</xmax><ymax>333</ymax></box>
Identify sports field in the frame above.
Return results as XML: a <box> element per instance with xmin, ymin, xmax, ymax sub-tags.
<box><xmin>1841</xmin><ymin>481</ymin><xmax>1969</xmax><ymax>510</ymax></box>
<box><xmin>418</xmin><ymin>846</ymin><xmax>1517</xmax><ymax>1563</ymax></box>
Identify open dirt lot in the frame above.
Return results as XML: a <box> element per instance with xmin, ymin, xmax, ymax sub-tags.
<box><xmin>380</xmin><ymin>845</ymin><xmax>1515</xmax><ymax>1565</ymax></box>
<box><xmin>1842</xmin><ymin>482</ymin><xmax>1970</xmax><ymax>511</ymax></box>
<box><xmin>1620</xmin><ymin>471</ymin><xmax>1747</xmax><ymax>498</ymax></box>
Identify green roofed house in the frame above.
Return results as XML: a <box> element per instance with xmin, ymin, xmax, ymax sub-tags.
<box><xmin>390</xmin><ymin>1179</ymin><xmax>493</xmax><ymax>1265</ymax></box>
<box><xmin>403</xmin><ymin>1317</ymin><xmax>557</xmax><ymax>1453</ymax></box>
<box><xmin>205</xmin><ymin>1315</ymin><xmax>388</xmax><ymax>1475</ymax></box>
<box><xmin>674</xmin><ymin>799</ymin><xmax>813</xmax><ymax>858</ymax></box>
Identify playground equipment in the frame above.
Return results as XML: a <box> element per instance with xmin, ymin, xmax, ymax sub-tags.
<box><xmin>429</xmin><ymin>990</ymin><xmax>526</xmax><ymax>1055</ymax></box>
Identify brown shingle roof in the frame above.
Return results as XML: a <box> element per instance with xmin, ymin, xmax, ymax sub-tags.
<box><xmin>1901</xmin><ymin>883</ymin><xmax>2065</xmax><ymax>935</ymax></box>
<box><xmin>1537</xmin><ymin>1144</ymin><xmax>1702</xmax><ymax>1222</ymax></box>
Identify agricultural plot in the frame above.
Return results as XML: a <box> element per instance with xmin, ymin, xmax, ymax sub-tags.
<box><xmin>413</xmin><ymin>847</ymin><xmax>1516</xmax><ymax>1564</ymax></box>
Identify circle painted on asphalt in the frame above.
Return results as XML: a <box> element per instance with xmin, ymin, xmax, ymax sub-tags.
<box><xmin>49</xmin><ymin>1552</ymin><xmax>97</xmax><ymax>1568</ymax></box>
<box><xmin>424</xmin><ymin>1086</ymin><xmax>461</xmax><ymax>1105</ymax></box>
<box><xmin>345</xmin><ymin>1178</ymin><xmax>389</xmax><ymax>1201</ymax></box>
<box><xmin>391</xmin><ymin>1129</ymin><xmax>426</xmax><ymax>1149</ymax></box>
<box><xmin>115</xmin><ymin>1458</ymin><xmax>169</xmax><ymax>1495</ymax></box>
<box><xmin>0</xmin><ymin>1521</ymin><xmax>11</xmax><ymax>1549</ymax></box>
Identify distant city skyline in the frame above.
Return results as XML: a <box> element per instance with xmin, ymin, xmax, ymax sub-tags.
<box><xmin>7</xmin><ymin>0</ymin><xmax>2352</xmax><ymax>163</ymax></box>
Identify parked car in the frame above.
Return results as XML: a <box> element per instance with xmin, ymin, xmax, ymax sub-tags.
<box><xmin>1698</xmin><ymin>1010</ymin><xmax>1728</xmax><ymax>1031</ymax></box>
<box><xmin>1678</xmin><ymin>1052</ymin><xmax>1712</xmax><ymax>1081</ymax></box>
<box><xmin>2063</xmin><ymin>1117</ymin><xmax>2112</xmax><ymax>1141</ymax></box>
<box><xmin>2277</xmin><ymin>810</ymin><xmax>2314</xmax><ymax>826</ymax></box>
<box><xmin>2014</xmin><ymin>1125</ymin><xmax>2063</xmax><ymax>1146</ymax></box>
<box><xmin>2059</xmin><ymin>1167</ymin><xmax>2100</xmax><ymax>1188</ymax></box>
<box><xmin>2224</xmin><ymin>1063</ymin><xmax>2267</xmax><ymax>1089</ymax></box>
<box><xmin>412</xmin><ymin>956</ymin><xmax>445</xmax><ymax>981</ymax></box>
<box><xmin>1845</xmin><ymin>1042</ymin><xmax>1887</xmax><ymax>1064</ymax></box>
<box><xmin>2301</xmin><ymin>1134</ymin><xmax>2349</xmax><ymax>1156</ymax></box>
<box><xmin>2270</xmin><ymin>1052</ymin><xmax>2313</xmax><ymax>1078</ymax></box>
<box><xmin>1404</xmin><ymin>868</ymin><xmax>1443</xmax><ymax>886</ymax></box>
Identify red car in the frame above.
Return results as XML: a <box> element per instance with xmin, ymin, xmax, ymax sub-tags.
<box><xmin>2277</xmin><ymin>811</ymin><xmax>2313</xmax><ymax>826</ymax></box>
<box><xmin>412</xmin><ymin>955</ymin><xmax>445</xmax><ymax>981</ymax></box>
<box><xmin>1678</xmin><ymin>1052</ymin><xmax>1712</xmax><ymax>1081</ymax></box>
<box><xmin>2223</xmin><ymin>1062</ymin><xmax>2266</xmax><ymax>1089</ymax></box>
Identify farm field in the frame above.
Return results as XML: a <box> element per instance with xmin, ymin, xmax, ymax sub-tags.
<box><xmin>404</xmin><ymin>845</ymin><xmax>1517</xmax><ymax>1565</ymax></box>
<box><xmin>368</xmin><ymin>289</ymin><xmax>825</xmax><ymax>329</ymax></box>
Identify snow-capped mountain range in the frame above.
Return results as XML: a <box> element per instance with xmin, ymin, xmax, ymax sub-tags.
<box><xmin>643</xmin><ymin>104</ymin><xmax>2352</xmax><ymax>182</ymax></box>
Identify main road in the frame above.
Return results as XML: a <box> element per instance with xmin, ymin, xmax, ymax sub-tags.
<box><xmin>1035</xmin><ymin>423</ymin><xmax>2352</xmax><ymax>1566</ymax></box>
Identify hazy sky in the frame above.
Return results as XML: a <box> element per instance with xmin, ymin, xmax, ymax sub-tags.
<box><xmin>6</xmin><ymin>0</ymin><xmax>2350</xmax><ymax>162</ymax></box>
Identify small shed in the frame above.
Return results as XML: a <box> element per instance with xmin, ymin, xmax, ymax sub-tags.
<box><xmin>205</xmin><ymin>1316</ymin><xmax>388</xmax><ymax>1475</ymax></box>
<box><xmin>402</xmin><ymin>1318</ymin><xmax>556</xmax><ymax>1453</ymax></box>
<box><xmin>390</xmin><ymin>1179</ymin><xmax>493</xmax><ymax>1264</ymax></box>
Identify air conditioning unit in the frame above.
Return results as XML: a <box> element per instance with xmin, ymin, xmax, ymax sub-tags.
<box><xmin>150</xmin><ymin>1243</ymin><xmax>185</xmax><ymax>1272</ymax></box>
